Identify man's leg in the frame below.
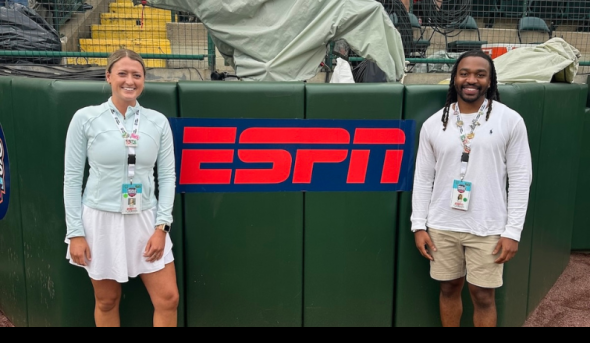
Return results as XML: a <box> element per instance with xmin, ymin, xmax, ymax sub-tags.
<box><xmin>464</xmin><ymin>234</ymin><xmax>503</xmax><ymax>327</ymax></box>
<box><xmin>428</xmin><ymin>229</ymin><xmax>468</xmax><ymax>327</ymax></box>
<box><xmin>468</xmin><ymin>284</ymin><xmax>497</xmax><ymax>327</ymax></box>
<box><xmin>440</xmin><ymin>278</ymin><xmax>465</xmax><ymax>327</ymax></box>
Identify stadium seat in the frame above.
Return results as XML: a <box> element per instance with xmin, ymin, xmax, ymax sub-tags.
<box><xmin>408</xmin><ymin>12</ymin><xmax>431</xmax><ymax>58</ymax></box>
<box><xmin>563</xmin><ymin>1</ymin><xmax>590</xmax><ymax>21</ymax></box>
<box><xmin>390</xmin><ymin>12</ymin><xmax>399</xmax><ymax>26</ymax></box>
<box><xmin>445</xmin><ymin>15</ymin><xmax>488</xmax><ymax>53</ymax></box>
<box><xmin>518</xmin><ymin>16</ymin><xmax>552</xmax><ymax>44</ymax></box>
<box><xmin>471</xmin><ymin>0</ymin><xmax>500</xmax><ymax>28</ymax></box>
<box><xmin>498</xmin><ymin>0</ymin><xmax>528</xmax><ymax>18</ymax></box>
<box><xmin>528</xmin><ymin>0</ymin><xmax>565</xmax><ymax>31</ymax></box>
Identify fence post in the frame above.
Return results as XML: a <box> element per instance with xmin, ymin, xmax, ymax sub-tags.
<box><xmin>207</xmin><ymin>33</ymin><xmax>216</xmax><ymax>71</ymax></box>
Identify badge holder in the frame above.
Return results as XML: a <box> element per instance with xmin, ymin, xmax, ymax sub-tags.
<box><xmin>112</xmin><ymin>109</ymin><xmax>143</xmax><ymax>215</ymax></box>
<box><xmin>451</xmin><ymin>180</ymin><xmax>472</xmax><ymax>211</ymax></box>
<box><xmin>450</xmin><ymin>98</ymin><xmax>487</xmax><ymax>213</ymax></box>
<box><xmin>122</xmin><ymin>182</ymin><xmax>143</xmax><ymax>214</ymax></box>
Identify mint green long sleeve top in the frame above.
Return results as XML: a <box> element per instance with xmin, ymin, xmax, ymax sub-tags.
<box><xmin>64</xmin><ymin>98</ymin><xmax>176</xmax><ymax>239</ymax></box>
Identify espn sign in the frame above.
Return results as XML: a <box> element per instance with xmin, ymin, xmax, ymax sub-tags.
<box><xmin>170</xmin><ymin>119</ymin><xmax>416</xmax><ymax>193</ymax></box>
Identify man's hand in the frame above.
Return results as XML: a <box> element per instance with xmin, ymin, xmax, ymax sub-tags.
<box><xmin>415</xmin><ymin>230</ymin><xmax>437</xmax><ymax>261</ymax></box>
<box><xmin>70</xmin><ymin>237</ymin><xmax>91</xmax><ymax>266</ymax></box>
<box><xmin>493</xmin><ymin>238</ymin><xmax>519</xmax><ymax>264</ymax></box>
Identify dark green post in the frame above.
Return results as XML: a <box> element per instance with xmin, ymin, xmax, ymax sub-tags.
<box><xmin>208</xmin><ymin>34</ymin><xmax>216</xmax><ymax>71</ymax></box>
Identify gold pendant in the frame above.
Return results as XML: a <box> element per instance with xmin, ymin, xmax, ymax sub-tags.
<box><xmin>457</xmin><ymin>121</ymin><xmax>464</xmax><ymax>127</ymax></box>
<box><xmin>467</xmin><ymin>133</ymin><xmax>475</xmax><ymax>140</ymax></box>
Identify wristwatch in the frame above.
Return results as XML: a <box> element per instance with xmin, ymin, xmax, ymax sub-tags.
<box><xmin>156</xmin><ymin>224</ymin><xmax>171</xmax><ymax>233</ymax></box>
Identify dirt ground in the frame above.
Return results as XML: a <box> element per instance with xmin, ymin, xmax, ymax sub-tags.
<box><xmin>1</xmin><ymin>252</ymin><xmax>589</xmax><ymax>327</ymax></box>
<box><xmin>0</xmin><ymin>309</ymin><xmax>13</xmax><ymax>327</ymax></box>
<box><xmin>523</xmin><ymin>252</ymin><xmax>590</xmax><ymax>327</ymax></box>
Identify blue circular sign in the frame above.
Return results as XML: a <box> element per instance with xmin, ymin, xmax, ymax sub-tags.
<box><xmin>0</xmin><ymin>124</ymin><xmax>10</xmax><ymax>220</ymax></box>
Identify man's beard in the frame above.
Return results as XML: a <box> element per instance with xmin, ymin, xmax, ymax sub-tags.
<box><xmin>456</xmin><ymin>86</ymin><xmax>488</xmax><ymax>103</ymax></box>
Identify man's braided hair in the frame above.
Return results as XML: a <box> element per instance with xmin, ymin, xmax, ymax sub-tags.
<box><xmin>442</xmin><ymin>50</ymin><xmax>501</xmax><ymax>131</ymax></box>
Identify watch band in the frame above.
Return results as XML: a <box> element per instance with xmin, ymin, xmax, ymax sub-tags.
<box><xmin>156</xmin><ymin>224</ymin><xmax>171</xmax><ymax>233</ymax></box>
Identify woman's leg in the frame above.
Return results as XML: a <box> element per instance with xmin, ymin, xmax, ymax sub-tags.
<box><xmin>140</xmin><ymin>262</ymin><xmax>180</xmax><ymax>327</ymax></box>
<box><xmin>91</xmin><ymin>279</ymin><xmax>122</xmax><ymax>327</ymax></box>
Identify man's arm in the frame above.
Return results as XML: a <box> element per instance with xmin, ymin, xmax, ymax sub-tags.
<box><xmin>411</xmin><ymin>124</ymin><xmax>436</xmax><ymax>233</ymax></box>
<box><xmin>503</xmin><ymin>118</ymin><xmax>533</xmax><ymax>242</ymax></box>
<box><xmin>495</xmin><ymin>118</ymin><xmax>533</xmax><ymax>264</ymax></box>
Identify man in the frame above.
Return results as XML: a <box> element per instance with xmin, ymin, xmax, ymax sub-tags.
<box><xmin>411</xmin><ymin>49</ymin><xmax>533</xmax><ymax>327</ymax></box>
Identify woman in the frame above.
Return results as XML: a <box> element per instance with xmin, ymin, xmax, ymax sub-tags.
<box><xmin>63</xmin><ymin>49</ymin><xmax>179</xmax><ymax>327</ymax></box>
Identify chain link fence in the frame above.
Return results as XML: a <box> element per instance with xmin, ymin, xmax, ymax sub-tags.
<box><xmin>377</xmin><ymin>0</ymin><xmax>590</xmax><ymax>74</ymax></box>
<box><xmin>0</xmin><ymin>0</ymin><xmax>216</xmax><ymax>72</ymax></box>
<box><xmin>0</xmin><ymin>0</ymin><xmax>589</xmax><ymax>77</ymax></box>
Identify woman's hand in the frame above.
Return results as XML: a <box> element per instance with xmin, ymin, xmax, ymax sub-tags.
<box><xmin>144</xmin><ymin>230</ymin><xmax>167</xmax><ymax>263</ymax></box>
<box><xmin>70</xmin><ymin>237</ymin><xmax>92</xmax><ymax>266</ymax></box>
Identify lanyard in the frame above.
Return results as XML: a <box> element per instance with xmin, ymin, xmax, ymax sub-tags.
<box><xmin>454</xmin><ymin>99</ymin><xmax>488</xmax><ymax>180</ymax></box>
<box><xmin>110</xmin><ymin>109</ymin><xmax>141</xmax><ymax>183</ymax></box>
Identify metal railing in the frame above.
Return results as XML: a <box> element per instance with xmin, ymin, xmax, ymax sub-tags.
<box><xmin>0</xmin><ymin>0</ymin><xmax>588</xmax><ymax>77</ymax></box>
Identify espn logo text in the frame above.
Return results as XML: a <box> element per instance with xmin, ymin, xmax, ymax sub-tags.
<box><xmin>171</xmin><ymin>119</ymin><xmax>415</xmax><ymax>193</ymax></box>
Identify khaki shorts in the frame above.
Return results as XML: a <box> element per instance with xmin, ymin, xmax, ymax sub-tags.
<box><xmin>428</xmin><ymin>228</ymin><xmax>503</xmax><ymax>289</ymax></box>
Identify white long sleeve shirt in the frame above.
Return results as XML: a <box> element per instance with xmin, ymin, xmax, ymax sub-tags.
<box><xmin>410</xmin><ymin>101</ymin><xmax>532</xmax><ymax>242</ymax></box>
<box><xmin>63</xmin><ymin>98</ymin><xmax>176</xmax><ymax>239</ymax></box>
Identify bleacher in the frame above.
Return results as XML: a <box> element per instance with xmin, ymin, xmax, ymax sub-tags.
<box><xmin>410</xmin><ymin>0</ymin><xmax>590</xmax><ymax>68</ymax></box>
<box><xmin>468</xmin><ymin>0</ymin><xmax>590</xmax><ymax>31</ymax></box>
<box><xmin>67</xmin><ymin>0</ymin><xmax>175</xmax><ymax>68</ymax></box>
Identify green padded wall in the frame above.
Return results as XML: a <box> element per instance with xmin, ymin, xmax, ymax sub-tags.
<box><xmin>491</xmin><ymin>83</ymin><xmax>544</xmax><ymax>326</ymax></box>
<box><xmin>395</xmin><ymin>85</ymin><xmax>448</xmax><ymax>327</ymax></box>
<box><xmin>527</xmin><ymin>84</ymin><xmax>588</xmax><ymax>315</ymax></box>
<box><xmin>8</xmin><ymin>78</ymin><xmax>184</xmax><ymax>327</ymax></box>
<box><xmin>0</xmin><ymin>77</ymin><xmax>28</xmax><ymax>327</ymax></box>
<box><xmin>179</xmin><ymin>82</ymin><xmax>305</xmax><ymax>327</ymax></box>
<box><xmin>304</xmin><ymin>83</ymin><xmax>404</xmax><ymax>327</ymax></box>
<box><xmin>12</xmin><ymin>77</ymin><xmax>98</xmax><ymax>327</ymax></box>
<box><xmin>572</xmin><ymin>108</ymin><xmax>590</xmax><ymax>251</ymax></box>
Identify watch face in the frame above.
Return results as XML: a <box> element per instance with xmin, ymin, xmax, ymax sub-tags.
<box><xmin>164</xmin><ymin>225</ymin><xmax>171</xmax><ymax>233</ymax></box>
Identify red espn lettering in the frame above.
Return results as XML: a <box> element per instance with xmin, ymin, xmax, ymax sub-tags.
<box><xmin>180</xmin><ymin>149</ymin><xmax>234</xmax><ymax>185</ymax></box>
<box><xmin>179</xmin><ymin>127</ymin><xmax>406</xmax><ymax>185</ymax></box>
<box><xmin>240</xmin><ymin>128</ymin><xmax>350</xmax><ymax>144</ymax></box>
<box><xmin>184</xmin><ymin>127</ymin><xmax>237</xmax><ymax>144</ymax></box>
<box><xmin>235</xmin><ymin>150</ymin><xmax>292</xmax><ymax>184</ymax></box>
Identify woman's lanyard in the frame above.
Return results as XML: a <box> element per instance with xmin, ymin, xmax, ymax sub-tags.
<box><xmin>454</xmin><ymin>99</ymin><xmax>488</xmax><ymax>181</ymax></box>
<box><xmin>110</xmin><ymin>109</ymin><xmax>140</xmax><ymax>184</ymax></box>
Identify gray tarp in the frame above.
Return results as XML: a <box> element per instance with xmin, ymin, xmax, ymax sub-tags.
<box><xmin>134</xmin><ymin>0</ymin><xmax>406</xmax><ymax>82</ymax></box>
<box><xmin>494</xmin><ymin>38</ymin><xmax>581</xmax><ymax>84</ymax></box>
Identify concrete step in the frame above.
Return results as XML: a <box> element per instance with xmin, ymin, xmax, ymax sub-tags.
<box><xmin>92</xmin><ymin>25</ymin><xmax>167</xmax><ymax>40</ymax></box>
<box><xmin>66</xmin><ymin>57</ymin><xmax>167</xmax><ymax>68</ymax></box>
<box><xmin>101</xmin><ymin>12</ymin><xmax>175</xmax><ymax>23</ymax></box>
<box><xmin>100</xmin><ymin>18</ymin><xmax>169</xmax><ymax>28</ymax></box>
<box><xmin>109</xmin><ymin>3</ymin><xmax>173</xmax><ymax>16</ymax></box>
<box><xmin>80</xmin><ymin>39</ymin><xmax>172</xmax><ymax>54</ymax></box>
<box><xmin>100</xmin><ymin>17</ymin><xmax>172</xmax><ymax>28</ymax></box>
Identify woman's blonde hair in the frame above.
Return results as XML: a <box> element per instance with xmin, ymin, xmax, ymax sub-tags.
<box><xmin>106</xmin><ymin>49</ymin><xmax>146</xmax><ymax>76</ymax></box>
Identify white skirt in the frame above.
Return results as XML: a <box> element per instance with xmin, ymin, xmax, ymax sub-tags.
<box><xmin>66</xmin><ymin>205</ymin><xmax>174</xmax><ymax>283</ymax></box>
